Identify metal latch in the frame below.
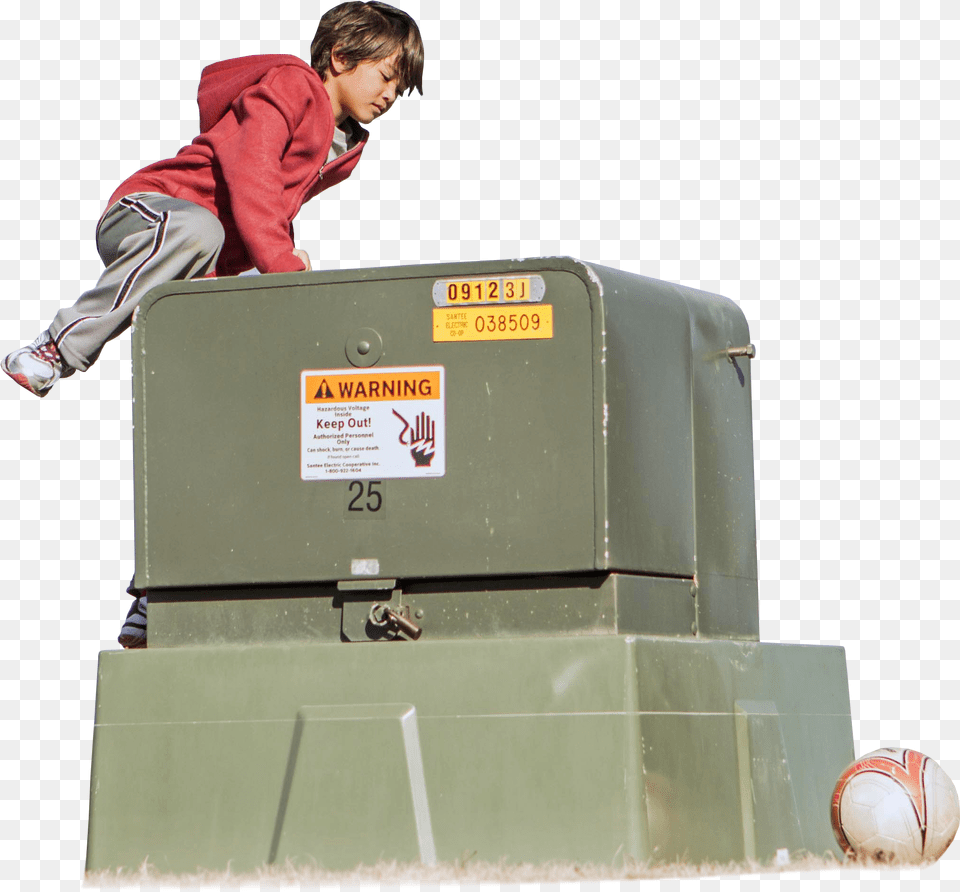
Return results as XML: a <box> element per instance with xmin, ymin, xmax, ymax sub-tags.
<box><xmin>726</xmin><ymin>343</ymin><xmax>756</xmax><ymax>361</ymax></box>
<box><xmin>369</xmin><ymin>603</ymin><xmax>422</xmax><ymax>640</ymax></box>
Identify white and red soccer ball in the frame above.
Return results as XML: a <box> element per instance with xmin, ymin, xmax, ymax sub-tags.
<box><xmin>831</xmin><ymin>747</ymin><xmax>959</xmax><ymax>864</ymax></box>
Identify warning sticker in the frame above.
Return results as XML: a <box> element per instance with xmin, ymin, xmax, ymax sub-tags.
<box><xmin>301</xmin><ymin>366</ymin><xmax>445</xmax><ymax>480</ymax></box>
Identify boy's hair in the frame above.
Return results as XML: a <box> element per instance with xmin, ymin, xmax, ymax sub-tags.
<box><xmin>311</xmin><ymin>2</ymin><xmax>424</xmax><ymax>96</ymax></box>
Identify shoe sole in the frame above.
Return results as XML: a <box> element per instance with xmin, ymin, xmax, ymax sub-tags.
<box><xmin>1</xmin><ymin>358</ymin><xmax>51</xmax><ymax>397</ymax></box>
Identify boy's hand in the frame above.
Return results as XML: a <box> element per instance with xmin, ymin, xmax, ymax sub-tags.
<box><xmin>293</xmin><ymin>248</ymin><xmax>312</xmax><ymax>271</ymax></box>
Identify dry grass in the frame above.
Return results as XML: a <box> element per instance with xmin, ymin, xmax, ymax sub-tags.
<box><xmin>85</xmin><ymin>851</ymin><xmax>903</xmax><ymax>887</ymax></box>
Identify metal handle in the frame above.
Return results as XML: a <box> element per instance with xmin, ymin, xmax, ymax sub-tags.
<box><xmin>382</xmin><ymin>607</ymin><xmax>422</xmax><ymax>640</ymax></box>
<box><xmin>368</xmin><ymin>603</ymin><xmax>422</xmax><ymax>640</ymax></box>
<box><xmin>726</xmin><ymin>344</ymin><xmax>756</xmax><ymax>360</ymax></box>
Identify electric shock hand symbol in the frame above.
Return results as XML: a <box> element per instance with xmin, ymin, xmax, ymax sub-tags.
<box><xmin>392</xmin><ymin>410</ymin><xmax>436</xmax><ymax>467</ymax></box>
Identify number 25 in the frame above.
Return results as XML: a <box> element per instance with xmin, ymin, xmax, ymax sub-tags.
<box><xmin>348</xmin><ymin>480</ymin><xmax>383</xmax><ymax>512</ymax></box>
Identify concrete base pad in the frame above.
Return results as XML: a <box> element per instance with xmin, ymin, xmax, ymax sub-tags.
<box><xmin>86</xmin><ymin>635</ymin><xmax>854</xmax><ymax>872</ymax></box>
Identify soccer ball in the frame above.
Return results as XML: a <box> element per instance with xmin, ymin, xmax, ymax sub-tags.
<box><xmin>831</xmin><ymin>747</ymin><xmax>960</xmax><ymax>864</ymax></box>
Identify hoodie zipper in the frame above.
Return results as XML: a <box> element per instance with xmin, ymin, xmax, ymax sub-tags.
<box><xmin>307</xmin><ymin>134</ymin><xmax>367</xmax><ymax>200</ymax></box>
<box><xmin>320</xmin><ymin>136</ymin><xmax>365</xmax><ymax>176</ymax></box>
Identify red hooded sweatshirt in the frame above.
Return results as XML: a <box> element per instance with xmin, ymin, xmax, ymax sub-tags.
<box><xmin>107</xmin><ymin>55</ymin><xmax>368</xmax><ymax>277</ymax></box>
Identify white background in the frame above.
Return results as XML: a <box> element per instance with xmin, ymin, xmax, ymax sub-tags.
<box><xmin>0</xmin><ymin>0</ymin><xmax>956</xmax><ymax>889</ymax></box>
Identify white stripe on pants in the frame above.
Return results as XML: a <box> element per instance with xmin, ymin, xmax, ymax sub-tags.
<box><xmin>49</xmin><ymin>193</ymin><xmax>225</xmax><ymax>372</ymax></box>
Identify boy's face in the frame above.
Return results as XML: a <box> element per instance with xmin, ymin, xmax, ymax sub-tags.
<box><xmin>325</xmin><ymin>51</ymin><xmax>402</xmax><ymax>126</ymax></box>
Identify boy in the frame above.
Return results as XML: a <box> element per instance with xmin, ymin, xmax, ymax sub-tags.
<box><xmin>4</xmin><ymin>2</ymin><xmax>423</xmax><ymax>648</ymax></box>
<box><xmin>3</xmin><ymin>1</ymin><xmax>423</xmax><ymax>399</ymax></box>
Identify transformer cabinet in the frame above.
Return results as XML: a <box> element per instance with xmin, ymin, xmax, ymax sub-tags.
<box><xmin>86</xmin><ymin>258</ymin><xmax>854</xmax><ymax>873</ymax></box>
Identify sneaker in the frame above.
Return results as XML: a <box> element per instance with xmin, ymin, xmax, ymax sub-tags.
<box><xmin>2</xmin><ymin>332</ymin><xmax>72</xmax><ymax>397</ymax></box>
<box><xmin>118</xmin><ymin>594</ymin><xmax>147</xmax><ymax>649</ymax></box>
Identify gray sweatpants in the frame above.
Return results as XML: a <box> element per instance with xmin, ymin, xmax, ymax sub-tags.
<box><xmin>49</xmin><ymin>193</ymin><xmax>225</xmax><ymax>371</ymax></box>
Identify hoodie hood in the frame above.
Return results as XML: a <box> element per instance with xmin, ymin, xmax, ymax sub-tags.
<box><xmin>197</xmin><ymin>54</ymin><xmax>319</xmax><ymax>134</ymax></box>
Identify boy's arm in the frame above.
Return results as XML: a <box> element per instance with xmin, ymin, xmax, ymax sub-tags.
<box><xmin>213</xmin><ymin>73</ymin><xmax>313</xmax><ymax>274</ymax></box>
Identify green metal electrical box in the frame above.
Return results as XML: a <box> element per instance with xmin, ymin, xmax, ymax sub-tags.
<box><xmin>86</xmin><ymin>258</ymin><xmax>855</xmax><ymax>874</ymax></box>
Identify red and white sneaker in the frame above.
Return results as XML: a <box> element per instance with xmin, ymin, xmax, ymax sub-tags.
<box><xmin>2</xmin><ymin>332</ymin><xmax>71</xmax><ymax>397</ymax></box>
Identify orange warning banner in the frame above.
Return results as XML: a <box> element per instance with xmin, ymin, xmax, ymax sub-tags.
<box><xmin>304</xmin><ymin>370</ymin><xmax>442</xmax><ymax>404</ymax></box>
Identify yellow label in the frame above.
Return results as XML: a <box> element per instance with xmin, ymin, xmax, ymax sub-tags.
<box><xmin>441</xmin><ymin>277</ymin><xmax>532</xmax><ymax>304</ymax></box>
<box><xmin>305</xmin><ymin>370</ymin><xmax>442</xmax><ymax>403</ymax></box>
<box><xmin>501</xmin><ymin>278</ymin><xmax>531</xmax><ymax>301</ymax></box>
<box><xmin>433</xmin><ymin>305</ymin><xmax>554</xmax><ymax>342</ymax></box>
